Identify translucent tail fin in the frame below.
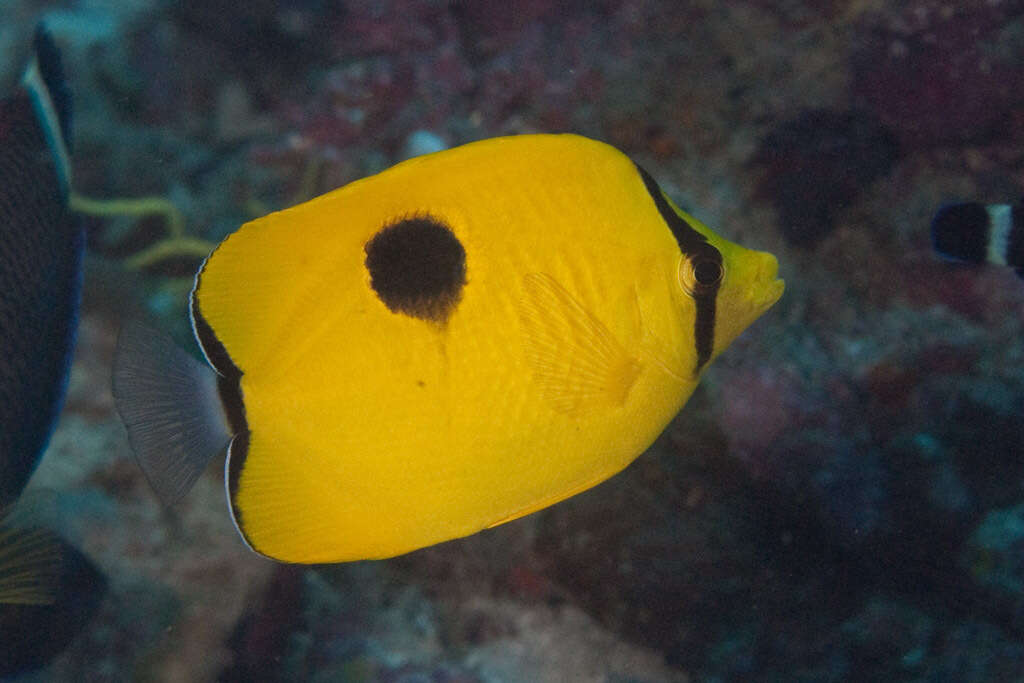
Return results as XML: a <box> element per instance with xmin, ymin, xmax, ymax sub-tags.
<box><xmin>112</xmin><ymin>321</ymin><xmax>232</xmax><ymax>505</ymax></box>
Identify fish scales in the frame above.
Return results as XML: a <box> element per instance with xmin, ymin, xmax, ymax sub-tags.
<box><xmin>0</xmin><ymin>89</ymin><xmax>80</xmax><ymax>506</ymax></box>
<box><xmin>114</xmin><ymin>134</ymin><xmax>784</xmax><ymax>563</ymax></box>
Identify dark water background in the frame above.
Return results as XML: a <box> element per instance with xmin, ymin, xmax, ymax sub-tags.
<box><xmin>3</xmin><ymin>1</ymin><xmax>1024</xmax><ymax>681</ymax></box>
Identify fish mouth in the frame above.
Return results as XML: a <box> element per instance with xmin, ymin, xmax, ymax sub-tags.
<box><xmin>767</xmin><ymin>278</ymin><xmax>785</xmax><ymax>309</ymax></box>
<box><xmin>756</xmin><ymin>252</ymin><xmax>785</xmax><ymax>309</ymax></box>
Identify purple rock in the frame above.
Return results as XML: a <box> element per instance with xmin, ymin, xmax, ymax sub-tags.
<box><xmin>852</xmin><ymin>3</ymin><xmax>1024</xmax><ymax>147</ymax></box>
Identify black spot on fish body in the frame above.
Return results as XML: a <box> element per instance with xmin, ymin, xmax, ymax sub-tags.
<box><xmin>364</xmin><ymin>215</ymin><xmax>467</xmax><ymax>324</ymax></box>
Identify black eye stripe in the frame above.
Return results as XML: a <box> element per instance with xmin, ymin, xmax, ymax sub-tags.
<box><xmin>634</xmin><ymin>163</ymin><xmax>722</xmax><ymax>375</ymax></box>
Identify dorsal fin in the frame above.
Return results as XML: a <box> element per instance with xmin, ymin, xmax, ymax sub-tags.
<box><xmin>21</xmin><ymin>24</ymin><xmax>72</xmax><ymax>196</ymax></box>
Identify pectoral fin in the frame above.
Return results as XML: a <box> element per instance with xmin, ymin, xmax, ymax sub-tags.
<box><xmin>518</xmin><ymin>272</ymin><xmax>640</xmax><ymax>415</ymax></box>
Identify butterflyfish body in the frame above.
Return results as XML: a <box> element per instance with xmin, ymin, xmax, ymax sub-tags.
<box><xmin>113</xmin><ymin>134</ymin><xmax>784</xmax><ymax>564</ymax></box>
<box><xmin>932</xmin><ymin>201</ymin><xmax>1024</xmax><ymax>278</ymax></box>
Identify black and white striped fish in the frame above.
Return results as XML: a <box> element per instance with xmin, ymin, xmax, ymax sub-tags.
<box><xmin>931</xmin><ymin>201</ymin><xmax>1024</xmax><ymax>279</ymax></box>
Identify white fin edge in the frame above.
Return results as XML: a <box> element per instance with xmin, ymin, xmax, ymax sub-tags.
<box><xmin>987</xmin><ymin>204</ymin><xmax>1012</xmax><ymax>266</ymax></box>
<box><xmin>21</xmin><ymin>57</ymin><xmax>71</xmax><ymax>196</ymax></box>
<box><xmin>223</xmin><ymin>435</ymin><xmax>273</xmax><ymax>561</ymax></box>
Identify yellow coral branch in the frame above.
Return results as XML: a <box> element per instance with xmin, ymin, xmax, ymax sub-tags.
<box><xmin>70</xmin><ymin>193</ymin><xmax>216</xmax><ymax>273</ymax></box>
<box><xmin>70</xmin><ymin>193</ymin><xmax>188</xmax><ymax>238</ymax></box>
<box><xmin>122</xmin><ymin>237</ymin><xmax>215</xmax><ymax>271</ymax></box>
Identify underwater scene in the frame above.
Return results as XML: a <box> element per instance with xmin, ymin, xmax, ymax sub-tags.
<box><xmin>2</xmin><ymin>0</ymin><xmax>1024</xmax><ymax>681</ymax></box>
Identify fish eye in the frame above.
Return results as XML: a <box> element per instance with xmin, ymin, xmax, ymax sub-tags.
<box><xmin>680</xmin><ymin>251</ymin><xmax>724</xmax><ymax>295</ymax></box>
<box><xmin>694</xmin><ymin>258</ymin><xmax>723</xmax><ymax>287</ymax></box>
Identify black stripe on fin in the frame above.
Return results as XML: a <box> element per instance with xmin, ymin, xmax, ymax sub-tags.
<box><xmin>188</xmin><ymin>258</ymin><xmax>256</xmax><ymax>553</ymax></box>
<box><xmin>189</xmin><ymin>260</ymin><xmax>246</xmax><ymax>436</ymax></box>
<box><xmin>112</xmin><ymin>320</ymin><xmax>232</xmax><ymax>505</ymax></box>
<box><xmin>224</xmin><ymin>430</ymin><xmax>270</xmax><ymax>561</ymax></box>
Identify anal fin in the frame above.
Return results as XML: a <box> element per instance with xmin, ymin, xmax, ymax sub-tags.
<box><xmin>0</xmin><ymin>506</ymin><xmax>60</xmax><ymax>605</ymax></box>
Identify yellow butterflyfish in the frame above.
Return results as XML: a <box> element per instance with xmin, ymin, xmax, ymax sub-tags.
<box><xmin>112</xmin><ymin>134</ymin><xmax>784</xmax><ymax>564</ymax></box>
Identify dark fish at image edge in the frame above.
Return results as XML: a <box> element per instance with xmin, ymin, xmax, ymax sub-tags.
<box><xmin>0</xmin><ymin>26</ymin><xmax>106</xmax><ymax>679</ymax></box>
<box><xmin>931</xmin><ymin>201</ymin><xmax>1024</xmax><ymax>279</ymax></box>
<box><xmin>0</xmin><ymin>25</ymin><xmax>80</xmax><ymax>507</ymax></box>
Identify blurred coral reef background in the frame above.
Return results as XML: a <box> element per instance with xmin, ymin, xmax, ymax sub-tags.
<box><xmin>3</xmin><ymin>0</ymin><xmax>1024</xmax><ymax>681</ymax></box>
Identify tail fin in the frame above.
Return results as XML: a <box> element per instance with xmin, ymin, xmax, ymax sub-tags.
<box><xmin>21</xmin><ymin>24</ymin><xmax>72</xmax><ymax>197</ymax></box>
<box><xmin>112</xmin><ymin>321</ymin><xmax>232</xmax><ymax>505</ymax></box>
<box><xmin>931</xmin><ymin>201</ymin><xmax>1024</xmax><ymax>280</ymax></box>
